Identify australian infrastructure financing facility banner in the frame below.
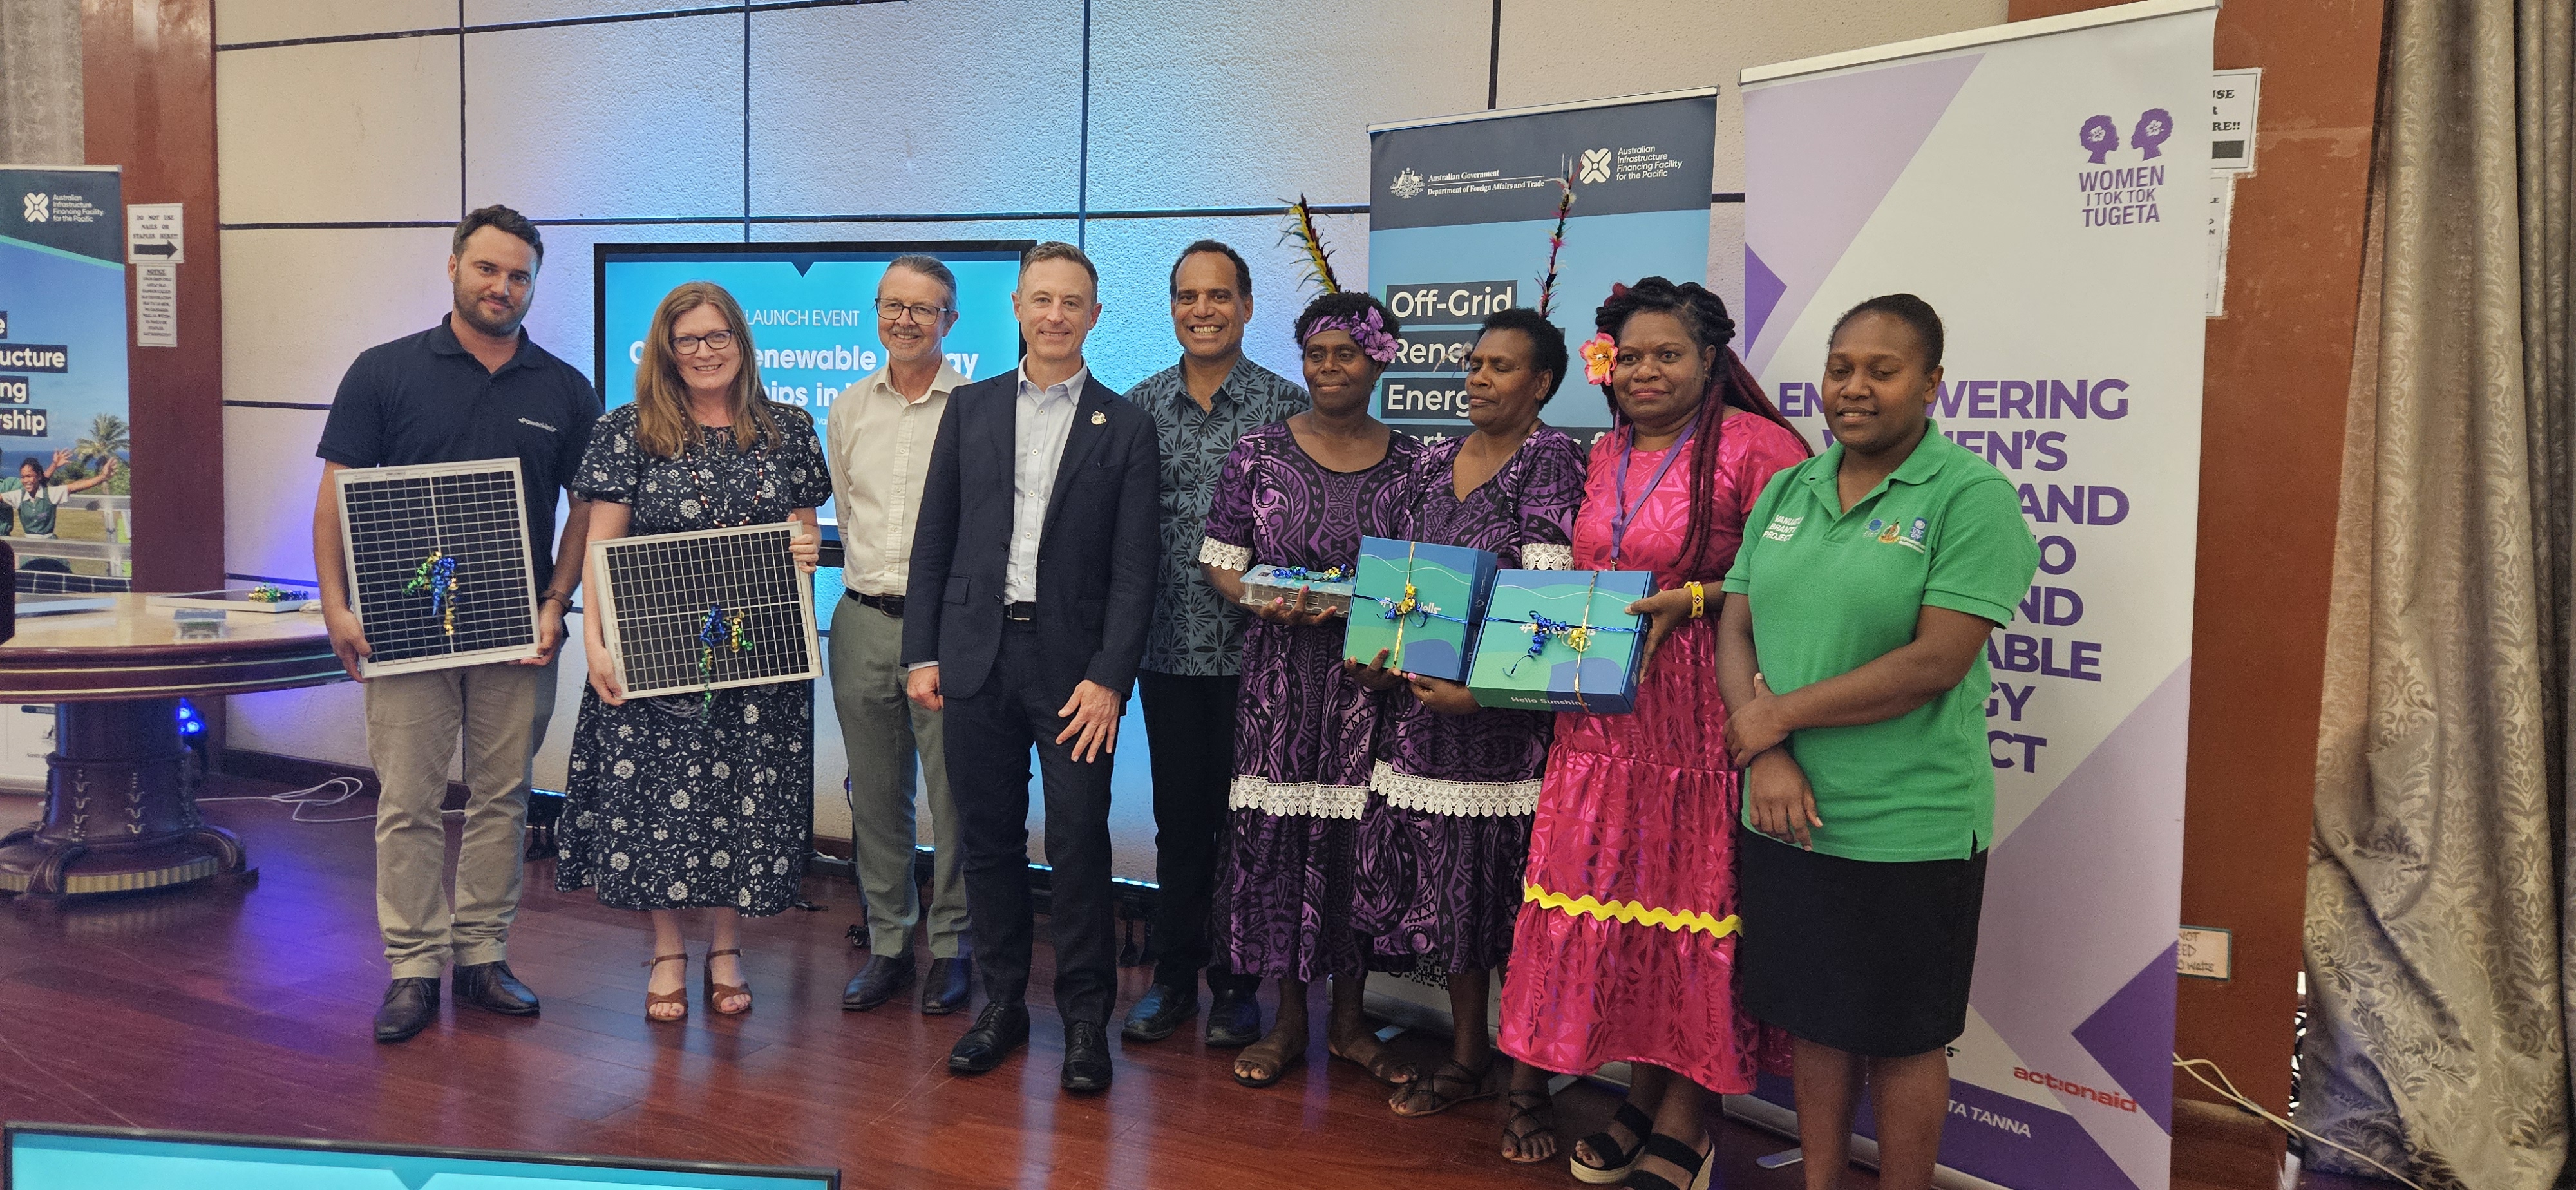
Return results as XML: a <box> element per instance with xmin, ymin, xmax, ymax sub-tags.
<box><xmin>0</xmin><ymin>165</ymin><xmax>133</xmax><ymax>591</ymax></box>
<box><xmin>1738</xmin><ymin>1</ymin><xmax>2215</xmax><ymax>1187</ymax></box>
<box><xmin>1367</xmin><ymin>90</ymin><xmax>1719</xmax><ymax>444</ymax></box>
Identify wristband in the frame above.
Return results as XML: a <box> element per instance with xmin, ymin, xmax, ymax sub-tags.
<box><xmin>540</xmin><ymin>590</ymin><xmax>571</xmax><ymax>610</ymax></box>
<box><xmin>1686</xmin><ymin>581</ymin><xmax>1705</xmax><ymax>619</ymax></box>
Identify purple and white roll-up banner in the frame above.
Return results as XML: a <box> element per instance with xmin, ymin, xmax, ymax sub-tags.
<box><xmin>1733</xmin><ymin>3</ymin><xmax>2213</xmax><ymax>1188</ymax></box>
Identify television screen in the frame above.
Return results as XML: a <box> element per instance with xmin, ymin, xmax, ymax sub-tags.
<box><xmin>4</xmin><ymin>1123</ymin><xmax>839</xmax><ymax>1189</ymax></box>
<box><xmin>592</xmin><ymin>239</ymin><xmax>1032</xmax><ymax>534</ymax></box>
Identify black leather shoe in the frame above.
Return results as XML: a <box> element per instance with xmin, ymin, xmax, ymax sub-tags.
<box><xmin>374</xmin><ymin>978</ymin><xmax>439</xmax><ymax>1043</ymax></box>
<box><xmin>1061</xmin><ymin>1020</ymin><xmax>1113</xmax><ymax>1093</ymax></box>
<box><xmin>453</xmin><ymin>961</ymin><xmax>540</xmax><ymax>1016</ymax></box>
<box><xmin>1121</xmin><ymin>983</ymin><xmax>1198</xmax><ymax>1043</ymax></box>
<box><xmin>947</xmin><ymin>1001</ymin><xmax>1029</xmax><ymax>1074</ymax></box>
<box><xmin>1204</xmin><ymin>987</ymin><xmax>1262</xmax><ymax>1048</ymax></box>
<box><xmin>920</xmin><ymin>956</ymin><xmax>971</xmax><ymax>1015</ymax></box>
<box><xmin>842</xmin><ymin>952</ymin><xmax>916</xmax><ymax>1012</ymax></box>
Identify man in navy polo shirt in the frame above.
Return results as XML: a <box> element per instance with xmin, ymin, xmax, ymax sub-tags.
<box><xmin>310</xmin><ymin>205</ymin><xmax>602</xmax><ymax>1044</ymax></box>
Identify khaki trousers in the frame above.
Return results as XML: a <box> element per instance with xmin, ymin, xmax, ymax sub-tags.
<box><xmin>829</xmin><ymin>594</ymin><xmax>968</xmax><ymax>958</ymax></box>
<box><xmin>365</xmin><ymin>656</ymin><xmax>557</xmax><ymax>979</ymax></box>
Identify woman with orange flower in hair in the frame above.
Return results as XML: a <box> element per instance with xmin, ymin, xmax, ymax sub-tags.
<box><xmin>1496</xmin><ymin>278</ymin><xmax>1808</xmax><ymax>1190</ymax></box>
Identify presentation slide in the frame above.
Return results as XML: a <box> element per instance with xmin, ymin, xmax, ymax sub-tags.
<box><xmin>6</xmin><ymin>1129</ymin><xmax>834</xmax><ymax>1190</ymax></box>
<box><xmin>592</xmin><ymin>240</ymin><xmax>1030</xmax><ymax>531</ymax></box>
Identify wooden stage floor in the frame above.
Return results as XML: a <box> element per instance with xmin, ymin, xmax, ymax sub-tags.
<box><xmin>0</xmin><ymin>780</ymin><xmax>2372</xmax><ymax>1189</ymax></box>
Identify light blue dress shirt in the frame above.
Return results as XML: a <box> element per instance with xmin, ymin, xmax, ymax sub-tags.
<box><xmin>1007</xmin><ymin>360</ymin><xmax>1087</xmax><ymax>603</ymax></box>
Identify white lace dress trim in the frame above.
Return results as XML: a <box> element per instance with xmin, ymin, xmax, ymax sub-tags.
<box><xmin>1227</xmin><ymin>774</ymin><xmax>1369</xmax><ymax>820</ymax></box>
<box><xmin>1198</xmin><ymin>537</ymin><xmax>1253</xmax><ymax>571</ymax></box>
<box><xmin>1519</xmin><ymin>543</ymin><xmax>1574</xmax><ymax>571</ymax></box>
<box><xmin>1369</xmin><ymin>759</ymin><xmax>1541</xmax><ymax>818</ymax></box>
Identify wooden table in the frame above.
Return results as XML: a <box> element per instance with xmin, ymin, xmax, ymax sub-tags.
<box><xmin>0</xmin><ymin>595</ymin><xmax>344</xmax><ymax>898</ymax></box>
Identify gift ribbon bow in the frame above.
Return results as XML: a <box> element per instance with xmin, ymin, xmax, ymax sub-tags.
<box><xmin>405</xmin><ymin>551</ymin><xmax>459</xmax><ymax>636</ymax></box>
<box><xmin>697</xmin><ymin>603</ymin><xmax>755</xmax><ymax>710</ymax></box>
<box><xmin>1273</xmin><ymin>566</ymin><xmax>1345</xmax><ymax>583</ymax></box>
<box><xmin>1486</xmin><ymin>572</ymin><xmax>1637</xmax><ymax>701</ymax></box>
<box><xmin>1371</xmin><ymin>542</ymin><xmax>1466</xmax><ymax>665</ymax></box>
<box><xmin>247</xmin><ymin>583</ymin><xmax>305</xmax><ymax>603</ymax></box>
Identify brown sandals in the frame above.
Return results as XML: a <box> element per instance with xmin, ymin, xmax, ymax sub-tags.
<box><xmin>644</xmin><ymin>953</ymin><xmax>688</xmax><ymax>1023</ymax></box>
<box><xmin>704</xmin><ymin>947</ymin><xmax>752</xmax><ymax>1015</ymax></box>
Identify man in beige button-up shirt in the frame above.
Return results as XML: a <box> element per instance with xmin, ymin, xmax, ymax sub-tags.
<box><xmin>829</xmin><ymin>254</ymin><xmax>974</xmax><ymax>1015</ymax></box>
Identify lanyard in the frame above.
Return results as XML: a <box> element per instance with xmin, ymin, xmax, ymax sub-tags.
<box><xmin>1607</xmin><ymin>419</ymin><xmax>1694</xmax><ymax>563</ymax></box>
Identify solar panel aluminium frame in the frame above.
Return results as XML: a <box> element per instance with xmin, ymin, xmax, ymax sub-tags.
<box><xmin>588</xmin><ymin>523</ymin><xmax>820</xmax><ymax>701</ymax></box>
<box><xmin>2</xmin><ymin>1121</ymin><xmax>842</xmax><ymax>1189</ymax></box>
<box><xmin>335</xmin><ymin>458</ymin><xmax>543</xmax><ymax>678</ymax></box>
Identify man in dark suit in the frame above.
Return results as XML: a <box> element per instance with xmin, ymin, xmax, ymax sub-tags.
<box><xmin>902</xmin><ymin>241</ymin><xmax>1159</xmax><ymax>1093</ymax></box>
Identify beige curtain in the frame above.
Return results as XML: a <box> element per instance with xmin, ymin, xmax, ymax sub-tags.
<box><xmin>2301</xmin><ymin>0</ymin><xmax>2575</xmax><ymax>1187</ymax></box>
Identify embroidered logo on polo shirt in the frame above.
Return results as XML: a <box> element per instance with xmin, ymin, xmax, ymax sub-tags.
<box><xmin>1866</xmin><ymin>516</ymin><xmax>1929</xmax><ymax>552</ymax></box>
<box><xmin>518</xmin><ymin>417</ymin><xmax>558</xmax><ymax>433</ymax></box>
<box><xmin>1761</xmin><ymin>514</ymin><xmax>1802</xmax><ymax>542</ymax></box>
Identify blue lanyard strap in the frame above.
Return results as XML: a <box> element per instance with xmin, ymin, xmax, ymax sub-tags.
<box><xmin>1608</xmin><ymin>420</ymin><xmax>1694</xmax><ymax>564</ymax></box>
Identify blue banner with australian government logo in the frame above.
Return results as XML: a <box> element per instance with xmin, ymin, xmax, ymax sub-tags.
<box><xmin>0</xmin><ymin>165</ymin><xmax>133</xmax><ymax>590</ymax></box>
<box><xmin>1367</xmin><ymin>91</ymin><xmax>1717</xmax><ymax>446</ymax></box>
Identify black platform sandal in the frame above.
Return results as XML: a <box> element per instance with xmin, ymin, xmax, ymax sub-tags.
<box><xmin>1571</xmin><ymin>1099</ymin><xmax>1654</xmax><ymax>1184</ymax></box>
<box><xmin>1621</xmin><ymin>1133</ymin><xmax>1712</xmax><ymax>1190</ymax></box>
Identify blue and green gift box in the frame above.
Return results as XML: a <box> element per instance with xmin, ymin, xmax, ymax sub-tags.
<box><xmin>1341</xmin><ymin>536</ymin><xmax>1497</xmax><ymax>682</ymax></box>
<box><xmin>1466</xmin><ymin>569</ymin><xmax>1653</xmax><ymax>713</ymax></box>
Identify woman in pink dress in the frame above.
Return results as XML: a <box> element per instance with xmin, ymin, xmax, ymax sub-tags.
<box><xmin>1497</xmin><ymin>278</ymin><xmax>1808</xmax><ymax>1190</ymax></box>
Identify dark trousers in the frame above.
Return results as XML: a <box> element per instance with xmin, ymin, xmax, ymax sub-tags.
<box><xmin>1137</xmin><ymin>670</ymin><xmax>1260</xmax><ymax>996</ymax></box>
<box><xmin>943</xmin><ymin>621</ymin><xmax>1119</xmax><ymax>1027</ymax></box>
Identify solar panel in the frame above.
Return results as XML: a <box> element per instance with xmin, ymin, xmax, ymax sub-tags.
<box><xmin>588</xmin><ymin>523</ymin><xmax>819</xmax><ymax>701</ymax></box>
<box><xmin>335</xmin><ymin>458</ymin><xmax>542</xmax><ymax>677</ymax></box>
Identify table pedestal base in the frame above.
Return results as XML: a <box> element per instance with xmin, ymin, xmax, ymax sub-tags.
<box><xmin>0</xmin><ymin>697</ymin><xmax>255</xmax><ymax>899</ymax></box>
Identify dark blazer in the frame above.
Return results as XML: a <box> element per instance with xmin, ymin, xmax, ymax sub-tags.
<box><xmin>902</xmin><ymin>368</ymin><xmax>1160</xmax><ymax>701</ymax></box>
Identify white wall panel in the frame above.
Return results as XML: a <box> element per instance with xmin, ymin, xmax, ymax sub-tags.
<box><xmin>748</xmin><ymin>1</ymin><xmax>1084</xmax><ymax>217</ymax></box>
<box><xmin>216</xmin><ymin>0</ymin><xmax>455</xmax><ymax>45</ymax></box>
<box><xmin>466</xmin><ymin>0</ymin><xmax>715</xmax><ymax>21</ymax></box>
<box><xmin>216</xmin><ymin>39</ymin><xmax>462</xmax><ymax>223</ymax></box>
<box><xmin>221</xmin><ymin>227</ymin><xmax>459</xmax><ymax>407</ymax></box>
<box><xmin>227</xmin><ymin>683</ymin><xmax>383</xmax><ymax>770</ymax></box>
<box><xmin>464</xmin><ymin>14</ymin><xmax>744</xmax><ymax>220</ymax></box>
<box><xmin>1086</xmin><ymin>0</ymin><xmax>1488</xmax><ymax>211</ymax></box>
<box><xmin>1078</xmin><ymin>212</ymin><xmax>1368</xmax><ymax>393</ymax></box>
<box><xmin>1495</xmin><ymin>0</ymin><xmax>2005</xmax><ymax>190</ymax></box>
<box><xmin>745</xmin><ymin>218</ymin><xmax>1069</xmax><ymax>248</ymax></box>
<box><xmin>222</xmin><ymin>404</ymin><xmax>329</xmax><ymax>585</ymax></box>
<box><xmin>513</xmin><ymin>222</ymin><xmax>746</xmax><ymax>392</ymax></box>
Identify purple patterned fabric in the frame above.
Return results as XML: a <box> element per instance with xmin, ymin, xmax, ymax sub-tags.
<box><xmin>1358</xmin><ymin>428</ymin><xmax>1590</xmax><ymax>972</ymax></box>
<box><xmin>1205</xmin><ymin>422</ymin><xmax>1419</xmax><ymax>981</ymax></box>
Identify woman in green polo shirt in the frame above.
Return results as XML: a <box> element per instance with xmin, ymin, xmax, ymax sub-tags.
<box><xmin>1716</xmin><ymin>294</ymin><xmax>2038</xmax><ymax>1190</ymax></box>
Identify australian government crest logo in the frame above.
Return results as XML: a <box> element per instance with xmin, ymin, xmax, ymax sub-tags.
<box><xmin>2075</xmin><ymin>108</ymin><xmax>2172</xmax><ymax>229</ymax></box>
<box><xmin>1390</xmin><ymin>167</ymin><xmax>1425</xmax><ymax>200</ymax></box>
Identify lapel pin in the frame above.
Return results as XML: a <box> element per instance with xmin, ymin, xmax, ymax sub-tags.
<box><xmin>1090</xmin><ymin>410</ymin><xmax>1107</xmax><ymax>425</ymax></box>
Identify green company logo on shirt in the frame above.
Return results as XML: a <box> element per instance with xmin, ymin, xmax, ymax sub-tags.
<box><xmin>1761</xmin><ymin>513</ymin><xmax>1803</xmax><ymax>542</ymax></box>
<box><xmin>1866</xmin><ymin>516</ymin><xmax>1930</xmax><ymax>554</ymax></box>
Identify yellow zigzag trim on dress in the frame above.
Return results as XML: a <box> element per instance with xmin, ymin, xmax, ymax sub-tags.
<box><xmin>1524</xmin><ymin>883</ymin><xmax>1742</xmax><ymax>937</ymax></box>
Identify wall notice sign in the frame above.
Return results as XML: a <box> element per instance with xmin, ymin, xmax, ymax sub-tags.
<box><xmin>2177</xmin><ymin>925</ymin><xmax>2232</xmax><ymax>980</ymax></box>
<box><xmin>135</xmin><ymin>263</ymin><xmax>177</xmax><ymax>348</ymax></box>
<box><xmin>126</xmin><ymin>202</ymin><xmax>182</xmax><ymax>264</ymax></box>
<box><xmin>2211</xmin><ymin>68</ymin><xmax>2260</xmax><ymax>175</ymax></box>
<box><xmin>2205</xmin><ymin>176</ymin><xmax>2235</xmax><ymax>317</ymax></box>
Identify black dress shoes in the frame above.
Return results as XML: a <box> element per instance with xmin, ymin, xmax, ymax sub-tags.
<box><xmin>1121</xmin><ymin>983</ymin><xmax>1198</xmax><ymax>1043</ymax></box>
<box><xmin>1061</xmin><ymin>1020</ymin><xmax>1113</xmax><ymax>1093</ymax></box>
<box><xmin>374</xmin><ymin>978</ymin><xmax>439</xmax><ymax>1043</ymax></box>
<box><xmin>453</xmin><ymin>961</ymin><xmax>541</xmax><ymax>1016</ymax></box>
<box><xmin>920</xmin><ymin>956</ymin><xmax>972</xmax><ymax>1015</ymax></box>
<box><xmin>842</xmin><ymin>952</ymin><xmax>916</xmax><ymax>1011</ymax></box>
<box><xmin>1204</xmin><ymin>987</ymin><xmax>1262</xmax><ymax>1048</ymax></box>
<box><xmin>947</xmin><ymin>1001</ymin><xmax>1030</xmax><ymax>1074</ymax></box>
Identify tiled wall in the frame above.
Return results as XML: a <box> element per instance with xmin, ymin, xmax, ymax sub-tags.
<box><xmin>214</xmin><ymin>0</ymin><xmax>2003</xmax><ymax>864</ymax></box>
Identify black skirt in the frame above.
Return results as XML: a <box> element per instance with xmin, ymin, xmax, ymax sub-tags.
<box><xmin>1736</xmin><ymin>827</ymin><xmax>1989</xmax><ymax>1058</ymax></box>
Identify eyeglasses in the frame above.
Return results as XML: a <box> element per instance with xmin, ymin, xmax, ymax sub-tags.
<box><xmin>876</xmin><ymin>299</ymin><xmax>953</xmax><ymax>324</ymax></box>
<box><xmin>671</xmin><ymin>329</ymin><xmax>736</xmax><ymax>354</ymax></box>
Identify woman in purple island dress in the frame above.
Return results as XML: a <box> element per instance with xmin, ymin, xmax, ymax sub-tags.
<box><xmin>1201</xmin><ymin>290</ymin><xmax>1419</xmax><ymax>1090</ymax></box>
<box><xmin>1352</xmin><ymin>308</ymin><xmax>1589</xmax><ymax>1163</ymax></box>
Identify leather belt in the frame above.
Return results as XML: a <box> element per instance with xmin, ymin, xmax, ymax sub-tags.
<box><xmin>849</xmin><ymin>590</ymin><xmax>905</xmax><ymax>618</ymax></box>
<box><xmin>1003</xmin><ymin>601</ymin><xmax>1039</xmax><ymax>621</ymax></box>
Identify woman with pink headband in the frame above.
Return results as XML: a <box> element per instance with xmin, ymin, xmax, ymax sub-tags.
<box><xmin>1199</xmin><ymin>290</ymin><xmax>1421</xmax><ymax>1090</ymax></box>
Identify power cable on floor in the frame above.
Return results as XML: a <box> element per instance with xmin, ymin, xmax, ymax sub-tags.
<box><xmin>198</xmin><ymin>776</ymin><xmax>381</xmax><ymax>824</ymax></box>
<box><xmin>2172</xmin><ymin>1053</ymin><xmax>2423</xmax><ymax>1190</ymax></box>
